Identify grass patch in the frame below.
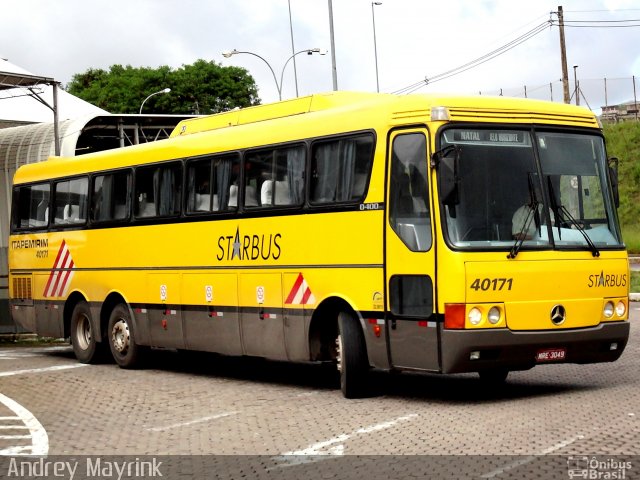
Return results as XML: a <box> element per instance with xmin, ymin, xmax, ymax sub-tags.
<box><xmin>0</xmin><ymin>335</ymin><xmax>66</xmax><ymax>346</ymax></box>
<box><xmin>622</xmin><ymin>225</ymin><xmax>640</xmax><ymax>254</ymax></box>
<box><xmin>631</xmin><ymin>271</ymin><xmax>640</xmax><ymax>293</ymax></box>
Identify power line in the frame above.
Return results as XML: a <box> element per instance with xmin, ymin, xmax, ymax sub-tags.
<box><xmin>563</xmin><ymin>19</ymin><xmax>640</xmax><ymax>22</ymax></box>
<box><xmin>392</xmin><ymin>20</ymin><xmax>551</xmax><ymax>95</ymax></box>
<box><xmin>391</xmin><ymin>10</ymin><xmax>640</xmax><ymax>96</ymax></box>
<box><xmin>558</xmin><ymin>23</ymin><xmax>640</xmax><ymax>28</ymax></box>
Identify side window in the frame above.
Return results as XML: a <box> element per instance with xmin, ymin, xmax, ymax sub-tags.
<box><xmin>52</xmin><ymin>177</ymin><xmax>89</xmax><ymax>225</ymax></box>
<box><xmin>12</xmin><ymin>183</ymin><xmax>50</xmax><ymax>229</ymax></box>
<box><xmin>186</xmin><ymin>153</ymin><xmax>239</xmax><ymax>214</ymax></box>
<box><xmin>389</xmin><ymin>133</ymin><xmax>431</xmax><ymax>251</ymax></box>
<box><xmin>91</xmin><ymin>171</ymin><xmax>131</xmax><ymax>222</ymax></box>
<box><xmin>244</xmin><ymin>145</ymin><xmax>305</xmax><ymax>208</ymax></box>
<box><xmin>310</xmin><ymin>134</ymin><xmax>373</xmax><ymax>204</ymax></box>
<box><xmin>389</xmin><ymin>275</ymin><xmax>433</xmax><ymax>317</ymax></box>
<box><xmin>135</xmin><ymin>163</ymin><xmax>182</xmax><ymax>218</ymax></box>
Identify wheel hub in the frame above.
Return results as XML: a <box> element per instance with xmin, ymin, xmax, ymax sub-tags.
<box><xmin>76</xmin><ymin>314</ymin><xmax>92</xmax><ymax>350</ymax></box>
<box><xmin>111</xmin><ymin>319</ymin><xmax>130</xmax><ymax>354</ymax></box>
<box><xmin>336</xmin><ymin>335</ymin><xmax>343</xmax><ymax>373</ymax></box>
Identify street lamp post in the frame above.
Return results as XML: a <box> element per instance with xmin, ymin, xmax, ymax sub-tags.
<box><xmin>287</xmin><ymin>0</ymin><xmax>299</xmax><ymax>97</ymax></box>
<box><xmin>139</xmin><ymin>87</ymin><xmax>171</xmax><ymax>114</ymax></box>
<box><xmin>222</xmin><ymin>48</ymin><xmax>325</xmax><ymax>101</ymax></box>
<box><xmin>371</xmin><ymin>2</ymin><xmax>382</xmax><ymax>93</ymax></box>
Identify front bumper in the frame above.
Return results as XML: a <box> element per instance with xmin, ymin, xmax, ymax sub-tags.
<box><xmin>440</xmin><ymin>321</ymin><xmax>629</xmax><ymax>373</ymax></box>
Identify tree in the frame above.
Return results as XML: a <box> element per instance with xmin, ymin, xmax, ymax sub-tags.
<box><xmin>66</xmin><ymin>60</ymin><xmax>260</xmax><ymax>114</ymax></box>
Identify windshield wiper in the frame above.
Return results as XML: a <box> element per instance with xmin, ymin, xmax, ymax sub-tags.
<box><xmin>546</xmin><ymin>176</ymin><xmax>600</xmax><ymax>257</ymax></box>
<box><xmin>558</xmin><ymin>205</ymin><xmax>600</xmax><ymax>257</ymax></box>
<box><xmin>508</xmin><ymin>173</ymin><xmax>540</xmax><ymax>259</ymax></box>
<box><xmin>508</xmin><ymin>202</ymin><xmax>538</xmax><ymax>259</ymax></box>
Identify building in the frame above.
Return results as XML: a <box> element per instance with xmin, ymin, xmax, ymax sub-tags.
<box><xmin>600</xmin><ymin>100</ymin><xmax>639</xmax><ymax>122</ymax></box>
<box><xmin>0</xmin><ymin>58</ymin><xmax>192</xmax><ymax>333</ymax></box>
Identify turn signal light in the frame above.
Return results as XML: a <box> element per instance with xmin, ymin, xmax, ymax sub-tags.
<box><xmin>444</xmin><ymin>304</ymin><xmax>465</xmax><ymax>329</ymax></box>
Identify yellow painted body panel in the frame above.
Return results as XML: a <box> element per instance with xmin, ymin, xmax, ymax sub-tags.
<box><xmin>463</xmin><ymin>253</ymin><xmax>629</xmax><ymax>330</ymax></box>
<box><xmin>9</xmin><ymin>209</ymin><xmax>385</xmax><ymax>314</ymax></box>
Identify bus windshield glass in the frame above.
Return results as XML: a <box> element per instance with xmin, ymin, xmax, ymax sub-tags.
<box><xmin>439</xmin><ymin>128</ymin><xmax>622</xmax><ymax>251</ymax></box>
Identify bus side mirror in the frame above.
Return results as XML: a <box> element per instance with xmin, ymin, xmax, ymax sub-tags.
<box><xmin>432</xmin><ymin>146</ymin><xmax>460</xmax><ymax>207</ymax></box>
<box><xmin>608</xmin><ymin>157</ymin><xmax>619</xmax><ymax>209</ymax></box>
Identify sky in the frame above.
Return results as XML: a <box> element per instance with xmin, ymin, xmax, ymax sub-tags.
<box><xmin>1</xmin><ymin>0</ymin><xmax>640</xmax><ymax>111</ymax></box>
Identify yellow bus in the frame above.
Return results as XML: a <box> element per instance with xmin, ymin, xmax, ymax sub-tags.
<box><xmin>8</xmin><ymin>92</ymin><xmax>630</xmax><ymax>398</ymax></box>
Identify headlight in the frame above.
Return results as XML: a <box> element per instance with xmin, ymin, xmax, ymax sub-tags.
<box><xmin>468</xmin><ymin>307</ymin><xmax>482</xmax><ymax>325</ymax></box>
<box><xmin>603</xmin><ymin>301</ymin><xmax>614</xmax><ymax>318</ymax></box>
<box><xmin>615</xmin><ymin>300</ymin><xmax>626</xmax><ymax>317</ymax></box>
<box><xmin>488</xmin><ymin>306</ymin><xmax>501</xmax><ymax>324</ymax></box>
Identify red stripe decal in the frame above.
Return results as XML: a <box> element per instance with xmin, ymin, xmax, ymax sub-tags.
<box><xmin>285</xmin><ymin>273</ymin><xmax>304</xmax><ymax>304</ymax></box>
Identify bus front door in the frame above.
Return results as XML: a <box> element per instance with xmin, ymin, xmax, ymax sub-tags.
<box><xmin>385</xmin><ymin>130</ymin><xmax>439</xmax><ymax>371</ymax></box>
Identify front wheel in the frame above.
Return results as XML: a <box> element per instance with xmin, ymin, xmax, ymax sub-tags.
<box><xmin>336</xmin><ymin>311</ymin><xmax>370</xmax><ymax>398</ymax></box>
<box><xmin>70</xmin><ymin>301</ymin><xmax>106</xmax><ymax>364</ymax></box>
<box><xmin>107</xmin><ymin>303</ymin><xmax>145</xmax><ymax>368</ymax></box>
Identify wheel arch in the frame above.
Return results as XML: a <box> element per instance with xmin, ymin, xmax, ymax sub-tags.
<box><xmin>63</xmin><ymin>290</ymin><xmax>89</xmax><ymax>339</ymax></box>
<box><xmin>308</xmin><ymin>295</ymin><xmax>364</xmax><ymax>362</ymax></box>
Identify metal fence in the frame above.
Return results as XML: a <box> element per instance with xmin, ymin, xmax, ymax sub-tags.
<box><xmin>478</xmin><ymin>76</ymin><xmax>639</xmax><ymax>121</ymax></box>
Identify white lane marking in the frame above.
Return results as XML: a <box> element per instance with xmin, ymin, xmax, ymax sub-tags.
<box><xmin>0</xmin><ymin>392</ymin><xmax>49</xmax><ymax>456</ymax></box>
<box><xmin>283</xmin><ymin>434</ymin><xmax>351</xmax><ymax>456</ymax></box>
<box><xmin>147</xmin><ymin>411</ymin><xmax>239</xmax><ymax>432</ymax></box>
<box><xmin>0</xmin><ymin>426</ymin><xmax>29</xmax><ymax>429</ymax></box>
<box><xmin>0</xmin><ymin>435</ymin><xmax>31</xmax><ymax>439</ymax></box>
<box><xmin>271</xmin><ymin>414</ymin><xmax>418</xmax><ymax>468</ymax></box>
<box><xmin>0</xmin><ymin>346</ymin><xmax>70</xmax><ymax>358</ymax></box>
<box><xmin>480</xmin><ymin>434</ymin><xmax>584</xmax><ymax>478</ymax></box>
<box><xmin>0</xmin><ymin>445</ymin><xmax>36</xmax><ymax>455</ymax></box>
<box><xmin>0</xmin><ymin>364</ymin><xmax>88</xmax><ymax>377</ymax></box>
<box><xmin>295</xmin><ymin>391</ymin><xmax>320</xmax><ymax>398</ymax></box>
<box><xmin>0</xmin><ymin>416</ymin><xmax>20</xmax><ymax>421</ymax></box>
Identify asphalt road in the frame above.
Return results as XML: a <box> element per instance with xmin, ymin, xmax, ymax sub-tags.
<box><xmin>0</xmin><ymin>309</ymin><xmax>638</xmax><ymax>479</ymax></box>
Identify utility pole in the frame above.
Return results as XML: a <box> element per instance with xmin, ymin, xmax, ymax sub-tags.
<box><xmin>558</xmin><ymin>6</ymin><xmax>570</xmax><ymax>104</ymax></box>
<box><xmin>328</xmin><ymin>0</ymin><xmax>338</xmax><ymax>90</ymax></box>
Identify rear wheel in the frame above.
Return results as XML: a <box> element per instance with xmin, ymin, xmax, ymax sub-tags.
<box><xmin>336</xmin><ymin>311</ymin><xmax>370</xmax><ymax>398</ymax></box>
<box><xmin>108</xmin><ymin>303</ymin><xmax>145</xmax><ymax>368</ymax></box>
<box><xmin>70</xmin><ymin>301</ymin><xmax>106</xmax><ymax>363</ymax></box>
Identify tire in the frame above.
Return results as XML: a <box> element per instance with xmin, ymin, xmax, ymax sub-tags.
<box><xmin>337</xmin><ymin>310</ymin><xmax>370</xmax><ymax>398</ymax></box>
<box><xmin>70</xmin><ymin>301</ymin><xmax>106</xmax><ymax>364</ymax></box>
<box><xmin>478</xmin><ymin>369</ymin><xmax>509</xmax><ymax>385</ymax></box>
<box><xmin>107</xmin><ymin>303</ymin><xmax>145</xmax><ymax>369</ymax></box>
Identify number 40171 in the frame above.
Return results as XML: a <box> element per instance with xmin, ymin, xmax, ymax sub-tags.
<box><xmin>470</xmin><ymin>278</ymin><xmax>513</xmax><ymax>291</ymax></box>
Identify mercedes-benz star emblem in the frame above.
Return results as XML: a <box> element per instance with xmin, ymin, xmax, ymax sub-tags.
<box><xmin>551</xmin><ymin>305</ymin><xmax>566</xmax><ymax>325</ymax></box>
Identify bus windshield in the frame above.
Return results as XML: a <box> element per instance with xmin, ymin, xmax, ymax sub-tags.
<box><xmin>439</xmin><ymin>128</ymin><xmax>622</xmax><ymax>251</ymax></box>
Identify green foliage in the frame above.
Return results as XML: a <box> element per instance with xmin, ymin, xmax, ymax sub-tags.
<box><xmin>622</xmin><ymin>226</ymin><xmax>640</xmax><ymax>254</ymax></box>
<box><xmin>603</xmin><ymin>121</ymin><xmax>640</xmax><ymax>251</ymax></box>
<box><xmin>66</xmin><ymin>60</ymin><xmax>260</xmax><ymax>114</ymax></box>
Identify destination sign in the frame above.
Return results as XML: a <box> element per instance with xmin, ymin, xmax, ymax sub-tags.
<box><xmin>449</xmin><ymin>130</ymin><xmax>527</xmax><ymax>145</ymax></box>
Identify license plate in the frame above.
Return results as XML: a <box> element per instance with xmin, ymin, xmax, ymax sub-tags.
<box><xmin>536</xmin><ymin>348</ymin><xmax>566</xmax><ymax>362</ymax></box>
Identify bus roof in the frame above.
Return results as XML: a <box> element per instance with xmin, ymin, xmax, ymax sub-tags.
<box><xmin>13</xmin><ymin>91</ymin><xmax>599</xmax><ymax>185</ymax></box>
<box><xmin>169</xmin><ymin>91</ymin><xmax>599</xmax><ymax>137</ymax></box>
